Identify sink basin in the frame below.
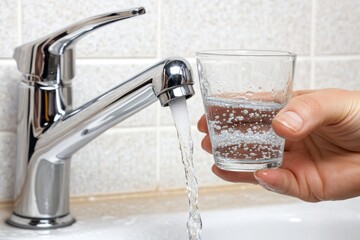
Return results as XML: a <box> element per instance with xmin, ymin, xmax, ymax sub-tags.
<box><xmin>1</xmin><ymin>188</ymin><xmax>360</xmax><ymax>240</ymax></box>
<box><xmin>201</xmin><ymin>199</ymin><xmax>360</xmax><ymax>240</ymax></box>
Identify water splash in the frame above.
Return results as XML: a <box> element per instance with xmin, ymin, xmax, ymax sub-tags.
<box><xmin>169</xmin><ymin>97</ymin><xmax>202</xmax><ymax>240</ymax></box>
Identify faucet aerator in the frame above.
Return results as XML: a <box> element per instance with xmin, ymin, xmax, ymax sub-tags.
<box><xmin>158</xmin><ymin>85</ymin><xmax>195</xmax><ymax>107</ymax></box>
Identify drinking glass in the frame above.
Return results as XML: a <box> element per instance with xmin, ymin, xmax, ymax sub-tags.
<box><xmin>196</xmin><ymin>50</ymin><xmax>296</xmax><ymax>171</ymax></box>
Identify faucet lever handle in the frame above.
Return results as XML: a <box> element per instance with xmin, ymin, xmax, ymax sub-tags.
<box><xmin>14</xmin><ymin>7</ymin><xmax>145</xmax><ymax>83</ymax></box>
<box><xmin>48</xmin><ymin>7</ymin><xmax>145</xmax><ymax>55</ymax></box>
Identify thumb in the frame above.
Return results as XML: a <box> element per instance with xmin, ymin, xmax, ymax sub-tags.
<box><xmin>272</xmin><ymin>89</ymin><xmax>351</xmax><ymax>141</ymax></box>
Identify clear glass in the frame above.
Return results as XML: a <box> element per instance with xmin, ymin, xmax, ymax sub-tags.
<box><xmin>196</xmin><ymin>49</ymin><xmax>296</xmax><ymax>172</ymax></box>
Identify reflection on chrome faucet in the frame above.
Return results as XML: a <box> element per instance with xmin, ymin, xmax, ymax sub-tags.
<box><xmin>7</xmin><ymin>6</ymin><xmax>194</xmax><ymax>229</ymax></box>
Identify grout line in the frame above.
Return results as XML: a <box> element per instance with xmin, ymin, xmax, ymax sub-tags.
<box><xmin>155</xmin><ymin>0</ymin><xmax>163</xmax><ymax>190</ymax></box>
<box><xmin>308</xmin><ymin>55</ymin><xmax>360</xmax><ymax>61</ymax></box>
<box><xmin>156</xmin><ymin>0</ymin><xmax>162</xmax><ymax>58</ymax></box>
<box><xmin>103</xmin><ymin>125</ymin><xmax>171</xmax><ymax>133</ymax></box>
<box><xmin>76</xmin><ymin>58</ymin><xmax>159</xmax><ymax>65</ymax></box>
<box><xmin>1</xmin><ymin>185</ymin><xmax>239</xmax><ymax>206</ymax></box>
<box><xmin>310</xmin><ymin>0</ymin><xmax>317</xmax><ymax>89</ymax></box>
<box><xmin>0</xmin><ymin>130</ymin><xmax>17</xmax><ymax>135</ymax></box>
<box><xmin>0</xmin><ymin>59</ymin><xmax>15</xmax><ymax>64</ymax></box>
<box><xmin>2</xmin><ymin>54</ymin><xmax>355</xmax><ymax>65</ymax></box>
<box><xmin>294</xmin><ymin>55</ymin><xmax>360</xmax><ymax>61</ymax></box>
<box><xmin>112</xmin><ymin>126</ymin><xmax>158</xmax><ymax>132</ymax></box>
<box><xmin>155</xmin><ymin>105</ymin><xmax>161</xmax><ymax>191</ymax></box>
<box><xmin>72</xmin><ymin>55</ymin><xmax>360</xmax><ymax>65</ymax></box>
<box><xmin>68</xmin><ymin>184</ymin><xmax>250</xmax><ymax>204</ymax></box>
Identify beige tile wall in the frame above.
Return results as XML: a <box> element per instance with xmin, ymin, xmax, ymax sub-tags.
<box><xmin>0</xmin><ymin>0</ymin><xmax>359</xmax><ymax>201</ymax></box>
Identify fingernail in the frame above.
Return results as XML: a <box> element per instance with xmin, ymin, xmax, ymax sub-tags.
<box><xmin>254</xmin><ymin>172</ymin><xmax>277</xmax><ymax>192</ymax></box>
<box><xmin>275</xmin><ymin>111</ymin><xmax>303</xmax><ymax>132</ymax></box>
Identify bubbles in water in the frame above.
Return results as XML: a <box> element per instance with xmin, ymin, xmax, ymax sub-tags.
<box><xmin>206</xmin><ymin>97</ymin><xmax>285</xmax><ymax>163</ymax></box>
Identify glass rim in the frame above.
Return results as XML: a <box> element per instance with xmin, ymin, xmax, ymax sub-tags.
<box><xmin>196</xmin><ymin>49</ymin><xmax>296</xmax><ymax>58</ymax></box>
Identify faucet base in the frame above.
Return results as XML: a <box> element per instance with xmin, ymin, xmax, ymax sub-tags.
<box><xmin>6</xmin><ymin>213</ymin><xmax>75</xmax><ymax>229</ymax></box>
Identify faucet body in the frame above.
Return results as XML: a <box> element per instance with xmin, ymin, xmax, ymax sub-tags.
<box><xmin>7</xmin><ymin>7</ymin><xmax>194</xmax><ymax>229</ymax></box>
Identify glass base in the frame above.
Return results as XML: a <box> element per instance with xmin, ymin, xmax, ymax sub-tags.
<box><xmin>215</xmin><ymin>157</ymin><xmax>282</xmax><ymax>172</ymax></box>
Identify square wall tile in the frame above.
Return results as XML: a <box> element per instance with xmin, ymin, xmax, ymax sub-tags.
<box><xmin>0</xmin><ymin>63</ymin><xmax>21</xmax><ymax>131</ymax></box>
<box><xmin>314</xmin><ymin>59</ymin><xmax>360</xmax><ymax>89</ymax></box>
<box><xmin>22</xmin><ymin>0</ymin><xmax>157</xmax><ymax>58</ymax></box>
<box><xmin>0</xmin><ymin>132</ymin><xmax>16</xmax><ymax>201</ymax></box>
<box><xmin>70</xmin><ymin>137</ymin><xmax>103</xmax><ymax>196</ymax></box>
<box><xmin>73</xmin><ymin>61</ymin><xmax>157</xmax><ymax>127</ymax></box>
<box><xmin>293</xmin><ymin>59</ymin><xmax>311</xmax><ymax>90</ymax></box>
<box><xmin>71</xmin><ymin>129</ymin><xmax>157</xmax><ymax>196</ymax></box>
<box><xmin>316</xmin><ymin>0</ymin><xmax>360</xmax><ymax>54</ymax></box>
<box><xmin>101</xmin><ymin>130</ymin><xmax>157</xmax><ymax>193</ymax></box>
<box><xmin>161</xmin><ymin>0</ymin><xmax>311</xmax><ymax>57</ymax></box>
<box><xmin>0</xmin><ymin>0</ymin><xmax>17</xmax><ymax>58</ymax></box>
<box><xmin>158</xmin><ymin>128</ymin><xmax>230</xmax><ymax>190</ymax></box>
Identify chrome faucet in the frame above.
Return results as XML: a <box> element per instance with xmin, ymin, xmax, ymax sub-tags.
<box><xmin>6</xmin><ymin>7</ymin><xmax>194</xmax><ymax>229</ymax></box>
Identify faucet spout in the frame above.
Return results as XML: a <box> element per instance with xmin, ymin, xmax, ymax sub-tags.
<box><xmin>7</xmin><ymin>7</ymin><xmax>194</xmax><ymax>230</ymax></box>
<box><xmin>45</xmin><ymin>57</ymin><xmax>194</xmax><ymax>159</ymax></box>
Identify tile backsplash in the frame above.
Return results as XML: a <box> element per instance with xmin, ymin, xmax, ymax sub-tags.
<box><xmin>0</xmin><ymin>0</ymin><xmax>359</xmax><ymax>202</ymax></box>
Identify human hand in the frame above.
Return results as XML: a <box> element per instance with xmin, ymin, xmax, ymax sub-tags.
<box><xmin>198</xmin><ymin>89</ymin><xmax>360</xmax><ymax>202</ymax></box>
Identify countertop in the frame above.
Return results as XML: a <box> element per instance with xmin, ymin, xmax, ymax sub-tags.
<box><xmin>0</xmin><ymin>185</ymin><xmax>299</xmax><ymax>239</ymax></box>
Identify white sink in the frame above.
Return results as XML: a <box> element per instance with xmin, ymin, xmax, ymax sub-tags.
<box><xmin>201</xmin><ymin>199</ymin><xmax>360</xmax><ymax>240</ymax></box>
<box><xmin>1</xmin><ymin>189</ymin><xmax>360</xmax><ymax>240</ymax></box>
